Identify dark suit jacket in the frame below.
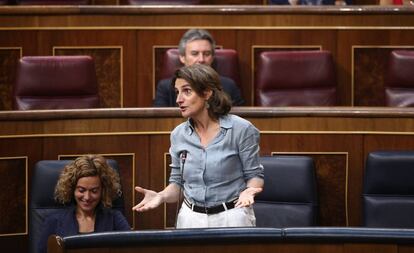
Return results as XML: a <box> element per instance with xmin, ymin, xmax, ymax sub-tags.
<box><xmin>153</xmin><ymin>76</ymin><xmax>244</xmax><ymax>107</ymax></box>
<box><xmin>37</xmin><ymin>205</ymin><xmax>130</xmax><ymax>253</ymax></box>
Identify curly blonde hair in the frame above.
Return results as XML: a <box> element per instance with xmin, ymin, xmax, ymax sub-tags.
<box><xmin>54</xmin><ymin>155</ymin><xmax>122</xmax><ymax>208</ymax></box>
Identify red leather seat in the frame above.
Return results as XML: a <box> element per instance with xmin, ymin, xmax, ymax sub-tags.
<box><xmin>126</xmin><ymin>0</ymin><xmax>200</xmax><ymax>4</ymax></box>
<box><xmin>385</xmin><ymin>50</ymin><xmax>414</xmax><ymax>107</ymax></box>
<box><xmin>254</xmin><ymin>50</ymin><xmax>337</xmax><ymax>106</ymax></box>
<box><xmin>158</xmin><ymin>48</ymin><xmax>241</xmax><ymax>88</ymax></box>
<box><xmin>17</xmin><ymin>0</ymin><xmax>90</xmax><ymax>4</ymax></box>
<box><xmin>13</xmin><ymin>56</ymin><xmax>100</xmax><ymax>110</ymax></box>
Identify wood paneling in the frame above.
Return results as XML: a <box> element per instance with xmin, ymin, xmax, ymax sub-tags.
<box><xmin>353</xmin><ymin>47</ymin><xmax>414</xmax><ymax>106</ymax></box>
<box><xmin>2</xmin><ymin>4</ymin><xmax>414</xmax><ymax>250</ymax></box>
<box><xmin>0</xmin><ymin>157</ymin><xmax>26</xmax><ymax>235</ymax></box>
<box><xmin>49</xmin><ymin>237</ymin><xmax>414</xmax><ymax>253</ymax></box>
<box><xmin>2</xmin><ymin>6</ymin><xmax>414</xmax><ymax>107</ymax></box>
<box><xmin>0</xmin><ymin>48</ymin><xmax>20</xmax><ymax>110</ymax></box>
<box><xmin>1</xmin><ymin>107</ymin><xmax>414</xmax><ymax>250</ymax></box>
<box><xmin>344</xmin><ymin>243</ymin><xmax>397</xmax><ymax>253</ymax></box>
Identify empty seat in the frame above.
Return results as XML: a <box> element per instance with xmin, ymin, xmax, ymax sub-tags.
<box><xmin>29</xmin><ymin>159</ymin><xmax>124</xmax><ymax>253</ymax></box>
<box><xmin>126</xmin><ymin>0</ymin><xmax>200</xmax><ymax>4</ymax></box>
<box><xmin>13</xmin><ymin>56</ymin><xmax>100</xmax><ymax>110</ymax></box>
<box><xmin>385</xmin><ymin>50</ymin><xmax>414</xmax><ymax>107</ymax></box>
<box><xmin>254</xmin><ymin>50</ymin><xmax>337</xmax><ymax>106</ymax></box>
<box><xmin>158</xmin><ymin>48</ymin><xmax>241</xmax><ymax>88</ymax></box>
<box><xmin>254</xmin><ymin>155</ymin><xmax>318</xmax><ymax>227</ymax></box>
<box><xmin>363</xmin><ymin>151</ymin><xmax>414</xmax><ymax>228</ymax></box>
<box><xmin>16</xmin><ymin>0</ymin><xmax>90</xmax><ymax>4</ymax></box>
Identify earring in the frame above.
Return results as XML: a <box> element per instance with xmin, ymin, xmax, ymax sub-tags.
<box><xmin>205</xmin><ymin>101</ymin><xmax>210</xmax><ymax>109</ymax></box>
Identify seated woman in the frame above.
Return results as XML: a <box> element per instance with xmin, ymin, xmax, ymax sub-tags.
<box><xmin>37</xmin><ymin>155</ymin><xmax>130</xmax><ymax>253</ymax></box>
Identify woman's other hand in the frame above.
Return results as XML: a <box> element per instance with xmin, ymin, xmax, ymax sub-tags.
<box><xmin>235</xmin><ymin>187</ymin><xmax>263</xmax><ymax>208</ymax></box>
<box><xmin>132</xmin><ymin>186</ymin><xmax>164</xmax><ymax>212</ymax></box>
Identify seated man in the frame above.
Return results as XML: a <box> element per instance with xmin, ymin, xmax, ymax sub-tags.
<box><xmin>154</xmin><ymin>29</ymin><xmax>244</xmax><ymax>107</ymax></box>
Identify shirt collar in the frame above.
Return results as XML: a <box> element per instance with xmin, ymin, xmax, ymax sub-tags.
<box><xmin>185</xmin><ymin>115</ymin><xmax>233</xmax><ymax>135</ymax></box>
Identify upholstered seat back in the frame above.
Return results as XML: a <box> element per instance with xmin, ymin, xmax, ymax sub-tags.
<box><xmin>385</xmin><ymin>50</ymin><xmax>414</xmax><ymax>107</ymax></box>
<box><xmin>363</xmin><ymin>151</ymin><xmax>414</xmax><ymax>228</ymax></box>
<box><xmin>254</xmin><ymin>156</ymin><xmax>318</xmax><ymax>227</ymax></box>
<box><xmin>13</xmin><ymin>56</ymin><xmax>100</xmax><ymax>110</ymax></box>
<box><xmin>17</xmin><ymin>0</ymin><xmax>90</xmax><ymax>4</ymax></box>
<box><xmin>126</xmin><ymin>0</ymin><xmax>200</xmax><ymax>4</ymax></box>
<box><xmin>29</xmin><ymin>159</ymin><xmax>124</xmax><ymax>253</ymax></box>
<box><xmin>158</xmin><ymin>48</ymin><xmax>241</xmax><ymax>87</ymax></box>
<box><xmin>254</xmin><ymin>50</ymin><xmax>337</xmax><ymax>106</ymax></box>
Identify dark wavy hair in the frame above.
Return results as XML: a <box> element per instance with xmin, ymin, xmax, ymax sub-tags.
<box><xmin>54</xmin><ymin>155</ymin><xmax>121</xmax><ymax>208</ymax></box>
<box><xmin>172</xmin><ymin>64</ymin><xmax>231</xmax><ymax>119</ymax></box>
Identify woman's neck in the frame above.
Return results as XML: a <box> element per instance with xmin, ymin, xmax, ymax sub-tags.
<box><xmin>76</xmin><ymin>207</ymin><xmax>96</xmax><ymax>219</ymax></box>
<box><xmin>76</xmin><ymin>207</ymin><xmax>96</xmax><ymax>233</ymax></box>
<box><xmin>193</xmin><ymin>115</ymin><xmax>220</xmax><ymax>148</ymax></box>
<box><xmin>193</xmin><ymin>114</ymin><xmax>218</xmax><ymax>133</ymax></box>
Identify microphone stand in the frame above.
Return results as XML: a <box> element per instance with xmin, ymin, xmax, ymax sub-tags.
<box><xmin>174</xmin><ymin>151</ymin><xmax>187</xmax><ymax>229</ymax></box>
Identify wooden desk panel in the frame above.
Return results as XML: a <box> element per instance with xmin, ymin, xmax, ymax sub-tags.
<box><xmin>1</xmin><ymin>107</ymin><xmax>414</xmax><ymax>251</ymax></box>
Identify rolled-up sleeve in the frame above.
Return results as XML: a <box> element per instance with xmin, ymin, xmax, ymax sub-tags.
<box><xmin>168</xmin><ymin>127</ymin><xmax>183</xmax><ymax>187</ymax></box>
<box><xmin>238</xmin><ymin>124</ymin><xmax>264</xmax><ymax>181</ymax></box>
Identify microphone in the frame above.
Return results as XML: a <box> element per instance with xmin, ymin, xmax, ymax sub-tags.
<box><xmin>179</xmin><ymin>150</ymin><xmax>187</xmax><ymax>185</ymax></box>
<box><xmin>175</xmin><ymin>150</ymin><xmax>187</xmax><ymax>229</ymax></box>
<box><xmin>180</xmin><ymin>150</ymin><xmax>187</xmax><ymax>168</ymax></box>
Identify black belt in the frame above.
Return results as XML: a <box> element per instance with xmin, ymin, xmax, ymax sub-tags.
<box><xmin>183</xmin><ymin>198</ymin><xmax>236</xmax><ymax>215</ymax></box>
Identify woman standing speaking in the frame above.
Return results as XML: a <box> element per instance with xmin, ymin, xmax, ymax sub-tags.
<box><xmin>133</xmin><ymin>64</ymin><xmax>264</xmax><ymax>228</ymax></box>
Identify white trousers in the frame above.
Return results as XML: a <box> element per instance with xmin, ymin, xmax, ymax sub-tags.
<box><xmin>176</xmin><ymin>203</ymin><xmax>256</xmax><ymax>228</ymax></box>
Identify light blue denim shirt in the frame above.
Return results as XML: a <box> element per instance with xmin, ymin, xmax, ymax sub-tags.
<box><xmin>169</xmin><ymin>114</ymin><xmax>264</xmax><ymax>207</ymax></box>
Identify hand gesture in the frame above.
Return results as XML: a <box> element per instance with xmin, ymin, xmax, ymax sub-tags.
<box><xmin>132</xmin><ymin>186</ymin><xmax>164</xmax><ymax>212</ymax></box>
<box><xmin>235</xmin><ymin>187</ymin><xmax>262</xmax><ymax>208</ymax></box>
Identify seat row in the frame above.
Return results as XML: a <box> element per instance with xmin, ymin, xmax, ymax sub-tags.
<box><xmin>12</xmin><ymin>49</ymin><xmax>414</xmax><ymax>110</ymax></box>
<box><xmin>255</xmin><ymin>151</ymin><xmax>414</xmax><ymax>229</ymax></box>
<box><xmin>0</xmin><ymin>0</ymin><xmax>89</xmax><ymax>4</ymax></box>
<box><xmin>27</xmin><ymin>151</ymin><xmax>414</xmax><ymax>253</ymax></box>
<box><xmin>0</xmin><ymin>0</ymin><xmax>204</xmax><ymax>5</ymax></box>
<box><xmin>29</xmin><ymin>151</ymin><xmax>414</xmax><ymax>234</ymax></box>
<box><xmin>0</xmin><ymin>0</ymin><xmax>354</xmax><ymax>5</ymax></box>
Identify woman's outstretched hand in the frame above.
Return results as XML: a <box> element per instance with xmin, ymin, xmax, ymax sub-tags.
<box><xmin>235</xmin><ymin>187</ymin><xmax>263</xmax><ymax>208</ymax></box>
<box><xmin>132</xmin><ymin>186</ymin><xmax>164</xmax><ymax>212</ymax></box>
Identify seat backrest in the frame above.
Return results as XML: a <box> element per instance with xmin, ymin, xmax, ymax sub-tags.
<box><xmin>385</xmin><ymin>50</ymin><xmax>414</xmax><ymax>107</ymax></box>
<box><xmin>363</xmin><ymin>151</ymin><xmax>414</xmax><ymax>228</ymax></box>
<box><xmin>254</xmin><ymin>155</ymin><xmax>318</xmax><ymax>227</ymax></box>
<box><xmin>13</xmin><ymin>56</ymin><xmax>100</xmax><ymax>110</ymax></box>
<box><xmin>158</xmin><ymin>48</ymin><xmax>241</xmax><ymax>88</ymax></box>
<box><xmin>126</xmin><ymin>0</ymin><xmax>200</xmax><ymax>4</ymax></box>
<box><xmin>29</xmin><ymin>159</ymin><xmax>124</xmax><ymax>253</ymax></box>
<box><xmin>16</xmin><ymin>0</ymin><xmax>90</xmax><ymax>4</ymax></box>
<box><xmin>254</xmin><ymin>50</ymin><xmax>337</xmax><ymax>106</ymax></box>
